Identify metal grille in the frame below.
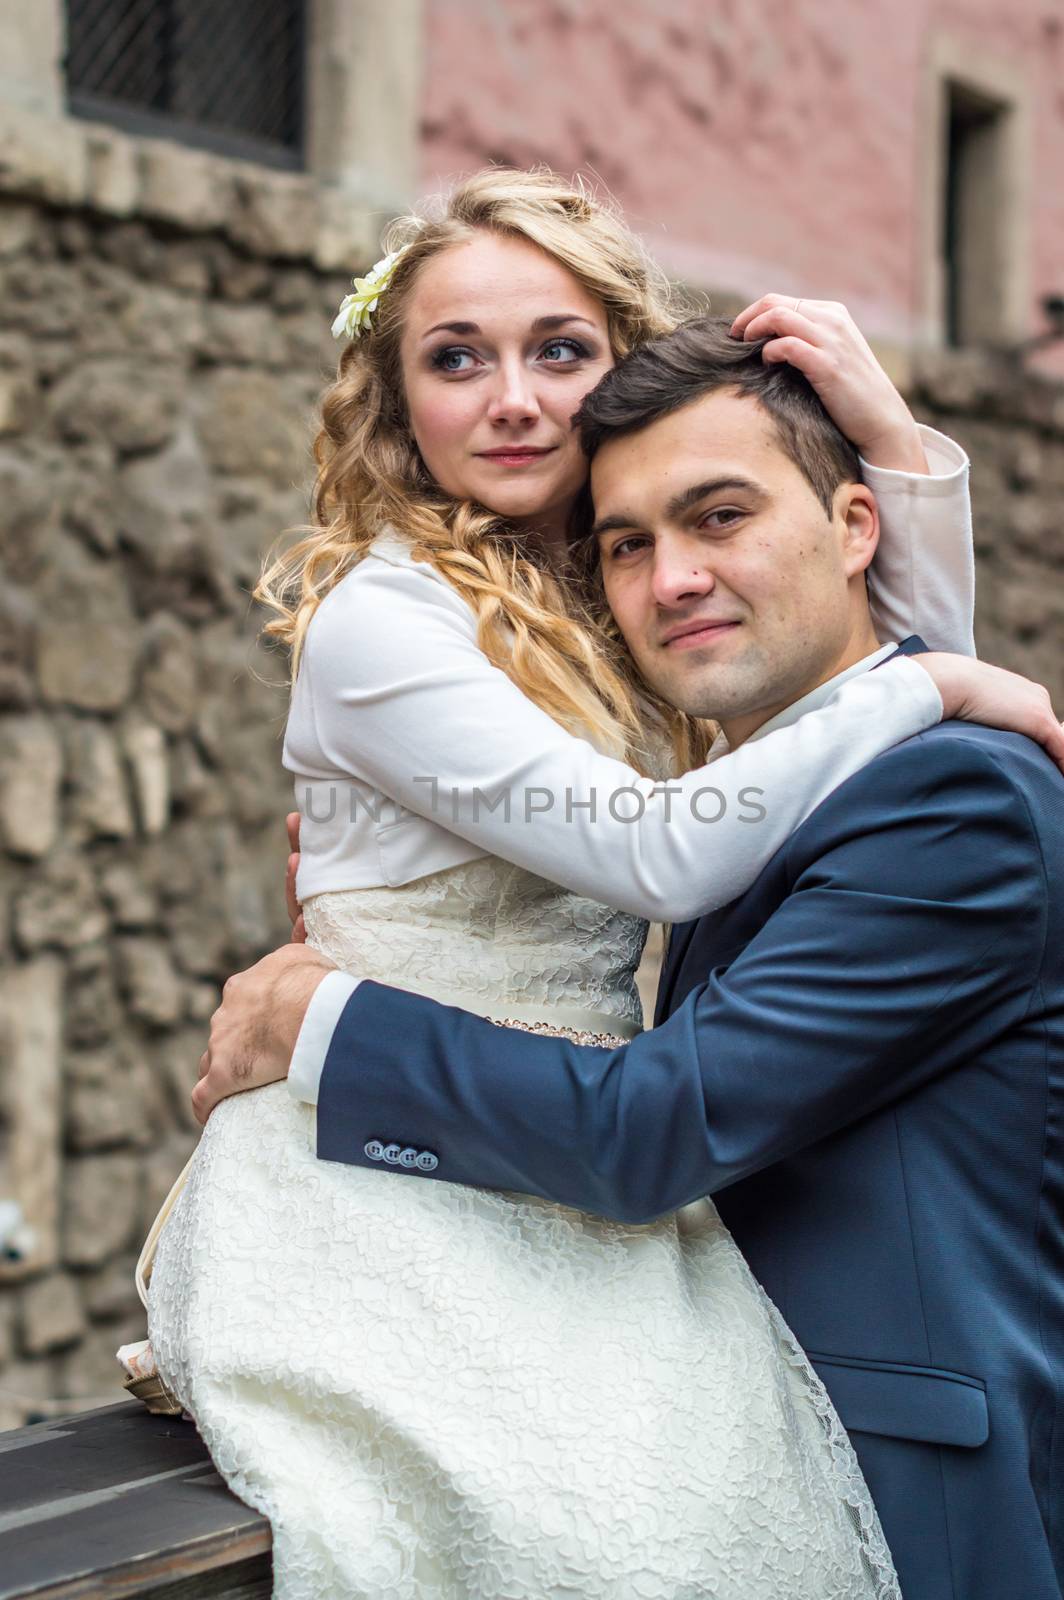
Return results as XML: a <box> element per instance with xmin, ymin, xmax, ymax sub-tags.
<box><xmin>65</xmin><ymin>0</ymin><xmax>305</xmax><ymax>169</ymax></box>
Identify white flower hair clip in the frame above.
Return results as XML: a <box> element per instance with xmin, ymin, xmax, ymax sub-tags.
<box><xmin>331</xmin><ymin>248</ymin><xmax>407</xmax><ymax>340</ymax></box>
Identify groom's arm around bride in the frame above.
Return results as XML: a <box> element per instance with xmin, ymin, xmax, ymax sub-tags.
<box><xmin>313</xmin><ymin>644</ymin><xmax>1063</xmax><ymax>1600</ymax></box>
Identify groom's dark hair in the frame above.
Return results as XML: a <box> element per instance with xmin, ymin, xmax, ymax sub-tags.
<box><xmin>576</xmin><ymin>315</ymin><xmax>862</xmax><ymax>516</ymax></box>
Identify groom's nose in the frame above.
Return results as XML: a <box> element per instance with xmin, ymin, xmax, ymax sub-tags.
<box><xmin>650</xmin><ymin>537</ymin><xmax>717</xmax><ymax>609</ymax></box>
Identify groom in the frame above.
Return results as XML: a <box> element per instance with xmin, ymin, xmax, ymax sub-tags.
<box><xmin>202</xmin><ymin>319</ymin><xmax>1063</xmax><ymax>1600</ymax></box>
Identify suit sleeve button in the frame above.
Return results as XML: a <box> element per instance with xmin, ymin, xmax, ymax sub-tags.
<box><xmin>415</xmin><ymin>1151</ymin><xmax>439</xmax><ymax>1172</ymax></box>
<box><xmin>382</xmin><ymin>1143</ymin><xmax>402</xmax><ymax>1164</ymax></box>
<box><xmin>398</xmin><ymin>1147</ymin><xmax>419</xmax><ymax>1168</ymax></box>
<box><xmin>364</xmin><ymin>1140</ymin><xmax>384</xmax><ymax>1161</ymax></box>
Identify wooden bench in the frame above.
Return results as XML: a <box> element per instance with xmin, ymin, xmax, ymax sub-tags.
<box><xmin>0</xmin><ymin>1401</ymin><xmax>272</xmax><ymax>1598</ymax></box>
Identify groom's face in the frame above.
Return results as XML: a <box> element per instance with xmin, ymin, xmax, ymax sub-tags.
<box><xmin>590</xmin><ymin>389</ymin><xmax>878</xmax><ymax>738</ymax></box>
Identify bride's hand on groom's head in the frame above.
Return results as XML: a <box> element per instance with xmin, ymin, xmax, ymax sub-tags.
<box><xmin>914</xmin><ymin>653</ymin><xmax>1064</xmax><ymax>772</ymax></box>
<box><xmin>730</xmin><ymin>294</ymin><xmax>928</xmax><ymax>474</ymax></box>
<box><xmin>191</xmin><ymin>945</ymin><xmax>336</xmax><ymax>1126</ymax></box>
<box><xmin>285</xmin><ymin>811</ymin><xmax>306</xmax><ymax>944</ymax></box>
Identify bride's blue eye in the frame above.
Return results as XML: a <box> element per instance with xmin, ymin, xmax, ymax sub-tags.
<box><xmin>540</xmin><ymin>338</ymin><xmax>587</xmax><ymax>364</ymax></box>
<box><xmin>430</xmin><ymin>347</ymin><xmax>477</xmax><ymax>373</ymax></box>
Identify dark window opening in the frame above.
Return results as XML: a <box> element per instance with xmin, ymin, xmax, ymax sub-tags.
<box><xmin>64</xmin><ymin>0</ymin><xmax>305</xmax><ymax>171</ymax></box>
<box><xmin>943</xmin><ymin>79</ymin><xmax>1012</xmax><ymax>347</ymax></box>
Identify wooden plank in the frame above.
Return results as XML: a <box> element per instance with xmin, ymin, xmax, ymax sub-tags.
<box><xmin>0</xmin><ymin>1402</ymin><xmax>272</xmax><ymax>1600</ymax></box>
<box><xmin>7</xmin><ymin>1552</ymin><xmax>273</xmax><ymax>1600</ymax></box>
<box><xmin>117</xmin><ymin>1560</ymin><xmax>272</xmax><ymax>1600</ymax></box>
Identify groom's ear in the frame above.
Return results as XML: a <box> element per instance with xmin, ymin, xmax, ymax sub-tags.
<box><xmin>835</xmin><ymin>483</ymin><xmax>879</xmax><ymax>579</ymax></box>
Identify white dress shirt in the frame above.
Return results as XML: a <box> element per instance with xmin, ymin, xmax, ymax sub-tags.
<box><xmin>286</xmin><ymin>428</ymin><xmax>973</xmax><ymax>1104</ymax></box>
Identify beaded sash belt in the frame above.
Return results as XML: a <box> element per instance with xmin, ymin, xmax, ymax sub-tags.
<box><xmin>488</xmin><ymin>1015</ymin><xmax>630</xmax><ymax>1048</ymax></box>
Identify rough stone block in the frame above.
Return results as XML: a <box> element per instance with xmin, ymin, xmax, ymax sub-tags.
<box><xmin>115</xmin><ymin>936</ymin><xmax>183</xmax><ymax>1028</ymax></box>
<box><xmin>20</xmin><ymin>1271</ymin><xmax>86</xmax><ymax>1355</ymax></box>
<box><xmin>96</xmin><ymin>859</ymin><xmax>159</xmax><ymax>930</ymax></box>
<box><xmin>0</xmin><ymin>1354</ymin><xmax>62</xmax><ymax>1430</ymax></box>
<box><xmin>138</xmin><ymin>613</ymin><xmax>199</xmax><ymax>735</ymax></box>
<box><xmin>197</xmin><ymin>369</ymin><xmax>314</xmax><ymax>489</ymax></box>
<box><xmin>227</xmin><ymin>170</ymin><xmax>320</xmax><ymax>260</ymax></box>
<box><xmin>0</xmin><ymin>1291</ymin><xmax>15</xmax><ymax>1365</ymax></box>
<box><xmin>0</xmin><ymin>106</ymin><xmax>88</xmax><ymax>206</ymax></box>
<box><xmin>120</xmin><ymin>717</ymin><xmax>170</xmax><ymax>836</ymax></box>
<box><xmin>200</xmin><ymin>302</ymin><xmax>287</xmax><ymax>368</ymax></box>
<box><xmin>0</xmin><ymin>714</ymin><xmax>62</xmax><ymax>858</ymax></box>
<box><xmin>0</xmin><ymin>583</ymin><xmax>35</xmax><ymax>710</ymax></box>
<box><xmin>0</xmin><ymin>369</ymin><xmax>36</xmax><ymax>434</ymax></box>
<box><xmin>169</xmin><ymin>735</ymin><xmax>228</xmax><ymax>820</ymax></box>
<box><xmin>14</xmin><ymin>851</ymin><xmax>108</xmax><ymax>951</ymax></box>
<box><xmin>0</xmin><ymin>956</ymin><xmax>63</xmax><ymax>1279</ymax></box>
<box><xmin>35</xmin><ymin>534</ymin><xmax>139</xmax><ymax>712</ymax></box>
<box><xmin>64</xmin><ymin>957</ymin><xmax>124</xmax><ymax>1051</ymax></box>
<box><xmin>314</xmin><ymin>208</ymin><xmax>381</xmax><ymax>274</ymax></box>
<box><xmin>83</xmin><ymin>127</ymin><xmax>139</xmax><ymax>216</ymax></box>
<box><xmin>0</xmin><ymin>199</ymin><xmax>40</xmax><ymax>257</ymax></box>
<box><xmin>48</xmin><ymin>357</ymin><xmax>180</xmax><ymax>455</ymax></box>
<box><xmin>137</xmin><ymin>140</ymin><xmax>230</xmax><ymax>232</ymax></box>
<box><xmin>0</xmin><ymin>445</ymin><xmax>58</xmax><ymax>584</ymax></box>
<box><xmin>78</xmin><ymin>1251</ymin><xmax>142</xmax><ymax>1321</ymax></box>
<box><xmin>157</xmin><ymin>240</ymin><xmax>213</xmax><ymax>296</ymax></box>
<box><xmin>66</xmin><ymin>720</ymin><xmax>136</xmax><ymax>842</ymax></box>
<box><xmin>62</xmin><ymin>1151</ymin><xmax>142</xmax><ymax>1268</ymax></box>
<box><xmin>65</xmin><ymin>1044</ymin><xmax>152</xmax><ymax>1153</ymax></box>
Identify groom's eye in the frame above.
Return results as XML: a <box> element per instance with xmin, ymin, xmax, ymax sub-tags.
<box><xmin>609</xmin><ymin>535</ymin><xmax>651</xmax><ymax>559</ymax></box>
<box><xmin>700</xmin><ymin>507</ymin><xmax>745</xmax><ymax>531</ymax></box>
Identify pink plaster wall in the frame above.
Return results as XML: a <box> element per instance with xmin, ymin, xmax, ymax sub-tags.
<box><xmin>420</xmin><ymin>0</ymin><xmax>1064</xmax><ymax>366</ymax></box>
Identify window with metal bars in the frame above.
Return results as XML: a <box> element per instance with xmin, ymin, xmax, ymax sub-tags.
<box><xmin>64</xmin><ymin>0</ymin><xmax>305</xmax><ymax>170</ymax></box>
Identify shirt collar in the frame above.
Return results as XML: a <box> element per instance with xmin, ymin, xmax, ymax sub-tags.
<box><xmin>708</xmin><ymin>641</ymin><xmax>899</xmax><ymax>759</ymax></box>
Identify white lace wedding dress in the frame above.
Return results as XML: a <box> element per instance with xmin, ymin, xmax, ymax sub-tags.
<box><xmin>148</xmin><ymin>854</ymin><xmax>898</xmax><ymax>1600</ymax></box>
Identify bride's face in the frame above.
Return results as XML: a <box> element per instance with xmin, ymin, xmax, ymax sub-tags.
<box><xmin>399</xmin><ymin>232</ymin><xmax>614</xmax><ymax>534</ymax></box>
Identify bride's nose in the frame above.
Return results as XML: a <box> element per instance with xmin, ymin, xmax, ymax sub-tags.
<box><xmin>486</xmin><ymin>357</ymin><xmax>541</xmax><ymax>427</ymax></box>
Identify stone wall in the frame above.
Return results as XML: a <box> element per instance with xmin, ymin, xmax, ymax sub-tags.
<box><xmin>912</xmin><ymin>352</ymin><xmax>1064</xmax><ymax>699</ymax></box>
<box><xmin>0</xmin><ymin>192</ymin><xmax>356</xmax><ymax>1426</ymax></box>
<box><xmin>0</xmin><ymin>186</ymin><xmax>1061</xmax><ymax>1428</ymax></box>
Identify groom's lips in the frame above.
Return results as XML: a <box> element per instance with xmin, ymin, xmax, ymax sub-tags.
<box><xmin>661</xmin><ymin>619</ymin><xmax>741</xmax><ymax>650</ymax></box>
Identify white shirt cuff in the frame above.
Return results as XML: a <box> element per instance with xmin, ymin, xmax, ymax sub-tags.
<box><xmin>859</xmin><ymin>423</ymin><xmax>969</xmax><ymax>496</ymax></box>
<box><xmin>287</xmin><ymin>969</ymin><xmax>361</xmax><ymax>1106</ymax></box>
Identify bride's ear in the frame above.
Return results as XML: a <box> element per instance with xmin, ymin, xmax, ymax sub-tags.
<box><xmin>837</xmin><ymin>484</ymin><xmax>879</xmax><ymax>578</ymax></box>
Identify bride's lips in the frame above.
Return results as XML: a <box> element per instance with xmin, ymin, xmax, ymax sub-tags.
<box><xmin>661</xmin><ymin>620</ymin><xmax>741</xmax><ymax>651</ymax></box>
<box><xmin>476</xmin><ymin>446</ymin><xmax>559</xmax><ymax>468</ymax></box>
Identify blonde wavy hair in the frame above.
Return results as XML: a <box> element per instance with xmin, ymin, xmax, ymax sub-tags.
<box><xmin>255</xmin><ymin>166</ymin><xmax>711</xmax><ymax>773</ymax></box>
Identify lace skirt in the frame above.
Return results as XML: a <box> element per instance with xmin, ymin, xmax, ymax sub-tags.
<box><xmin>146</xmin><ymin>1030</ymin><xmax>898</xmax><ymax>1600</ymax></box>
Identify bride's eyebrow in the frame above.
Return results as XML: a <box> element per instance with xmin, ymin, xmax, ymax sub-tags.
<box><xmin>420</xmin><ymin>314</ymin><xmax>599</xmax><ymax>341</ymax></box>
<box><xmin>529</xmin><ymin>315</ymin><xmax>598</xmax><ymax>333</ymax></box>
<box><xmin>422</xmin><ymin>320</ymin><xmax>480</xmax><ymax>340</ymax></box>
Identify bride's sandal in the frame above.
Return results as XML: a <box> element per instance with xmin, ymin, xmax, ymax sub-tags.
<box><xmin>116</xmin><ymin>1153</ymin><xmax>198</xmax><ymax>1417</ymax></box>
<box><xmin>116</xmin><ymin>1338</ymin><xmax>186</xmax><ymax>1415</ymax></box>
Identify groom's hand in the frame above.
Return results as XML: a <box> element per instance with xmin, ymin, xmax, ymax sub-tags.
<box><xmin>192</xmin><ymin>945</ymin><xmax>337</xmax><ymax>1125</ymax></box>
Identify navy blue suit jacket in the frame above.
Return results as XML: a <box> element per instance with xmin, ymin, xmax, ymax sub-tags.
<box><xmin>317</xmin><ymin>640</ymin><xmax>1064</xmax><ymax>1600</ymax></box>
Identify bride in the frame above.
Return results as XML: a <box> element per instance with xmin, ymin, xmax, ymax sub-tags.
<box><xmin>135</xmin><ymin>169</ymin><xmax>1045</xmax><ymax>1599</ymax></box>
